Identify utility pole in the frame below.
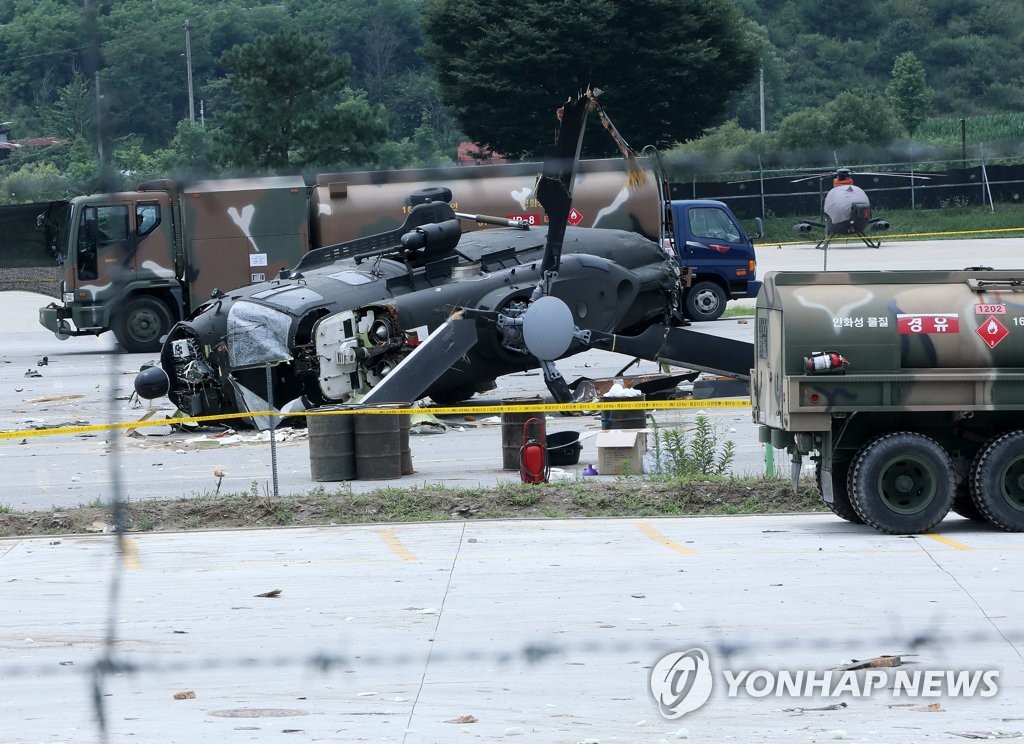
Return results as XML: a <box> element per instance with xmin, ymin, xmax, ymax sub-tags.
<box><xmin>759</xmin><ymin>67</ymin><xmax>766</xmax><ymax>134</ymax></box>
<box><xmin>94</xmin><ymin>70</ymin><xmax>104</xmax><ymax>161</ymax></box>
<box><xmin>184</xmin><ymin>19</ymin><xmax>196</xmax><ymax>124</ymax></box>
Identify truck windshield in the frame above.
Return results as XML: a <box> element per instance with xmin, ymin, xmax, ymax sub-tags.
<box><xmin>688</xmin><ymin>207</ymin><xmax>742</xmax><ymax>243</ymax></box>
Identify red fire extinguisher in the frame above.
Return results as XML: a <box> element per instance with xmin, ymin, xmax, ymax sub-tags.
<box><xmin>519</xmin><ymin>417</ymin><xmax>549</xmax><ymax>484</ymax></box>
<box><xmin>804</xmin><ymin>350</ymin><xmax>849</xmax><ymax>374</ymax></box>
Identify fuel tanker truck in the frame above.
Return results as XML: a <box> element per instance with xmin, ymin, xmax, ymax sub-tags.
<box><xmin>752</xmin><ymin>268</ymin><xmax>1024</xmax><ymax>534</ymax></box>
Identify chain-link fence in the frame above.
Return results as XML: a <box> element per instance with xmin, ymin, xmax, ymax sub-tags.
<box><xmin>670</xmin><ymin>159</ymin><xmax>1024</xmax><ymax>220</ymax></box>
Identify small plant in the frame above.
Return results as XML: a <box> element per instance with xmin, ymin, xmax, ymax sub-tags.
<box><xmin>651</xmin><ymin>415</ymin><xmax>735</xmax><ymax>478</ymax></box>
<box><xmin>272</xmin><ymin>502</ymin><xmax>294</xmax><ymax>525</ymax></box>
<box><xmin>506</xmin><ymin>489</ymin><xmax>541</xmax><ymax>507</ymax></box>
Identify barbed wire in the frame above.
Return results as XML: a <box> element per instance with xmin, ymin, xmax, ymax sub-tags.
<box><xmin>4</xmin><ymin>628</ymin><xmax>1021</xmax><ymax>685</ymax></box>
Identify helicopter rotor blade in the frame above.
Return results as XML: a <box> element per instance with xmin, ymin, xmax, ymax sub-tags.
<box><xmin>854</xmin><ymin>171</ymin><xmax>932</xmax><ymax>180</ymax></box>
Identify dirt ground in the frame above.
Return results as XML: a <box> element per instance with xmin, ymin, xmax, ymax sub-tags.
<box><xmin>0</xmin><ymin>476</ymin><xmax>824</xmax><ymax>537</ymax></box>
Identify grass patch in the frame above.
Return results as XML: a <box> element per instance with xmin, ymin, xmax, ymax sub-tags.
<box><xmin>757</xmin><ymin>202</ymin><xmax>1024</xmax><ymax>245</ymax></box>
<box><xmin>0</xmin><ymin>475</ymin><xmax>826</xmax><ymax>538</ymax></box>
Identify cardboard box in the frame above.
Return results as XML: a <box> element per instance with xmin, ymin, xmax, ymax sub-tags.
<box><xmin>596</xmin><ymin>430</ymin><xmax>646</xmax><ymax>475</ymax></box>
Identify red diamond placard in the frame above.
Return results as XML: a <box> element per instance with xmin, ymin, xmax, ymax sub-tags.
<box><xmin>976</xmin><ymin>315</ymin><xmax>1009</xmax><ymax>349</ymax></box>
<box><xmin>567</xmin><ymin>207</ymin><xmax>583</xmax><ymax>225</ymax></box>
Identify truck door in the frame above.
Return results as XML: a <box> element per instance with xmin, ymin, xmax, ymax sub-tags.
<box><xmin>77</xmin><ymin>204</ymin><xmax>130</xmax><ymax>282</ymax></box>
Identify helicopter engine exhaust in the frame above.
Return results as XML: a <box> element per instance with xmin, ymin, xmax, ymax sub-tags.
<box><xmin>793</xmin><ymin>222</ymin><xmax>814</xmax><ymax>234</ymax></box>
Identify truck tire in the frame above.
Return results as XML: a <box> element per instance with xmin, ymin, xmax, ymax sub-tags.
<box><xmin>969</xmin><ymin>430</ymin><xmax>1024</xmax><ymax>531</ymax></box>
<box><xmin>848</xmin><ymin>432</ymin><xmax>955</xmax><ymax>534</ymax></box>
<box><xmin>684</xmin><ymin>281</ymin><xmax>727</xmax><ymax>322</ymax></box>
<box><xmin>951</xmin><ymin>488</ymin><xmax>986</xmax><ymax>522</ymax></box>
<box><xmin>815</xmin><ymin>457</ymin><xmax>863</xmax><ymax>524</ymax></box>
<box><xmin>114</xmin><ymin>296</ymin><xmax>173</xmax><ymax>353</ymax></box>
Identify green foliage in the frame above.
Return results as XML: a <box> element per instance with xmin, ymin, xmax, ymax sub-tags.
<box><xmin>651</xmin><ymin>416</ymin><xmax>736</xmax><ymax>478</ymax></box>
<box><xmin>211</xmin><ymin>30</ymin><xmax>388</xmax><ymax>170</ymax></box>
<box><xmin>915</xmin><ymin>113</ymin><xmax>1024</xmax><ymax>147</ymax></box>
<box><xmin>1</xmin><ymin>161</ymin><xmax>68</xmax><ymax>204</ymax></box>
<box><xmin>2</xmin><ymin>0</ymin><xmax>1024</xmax><ymax>192</ymax></box>
<box><xmin>887</xmin><ymin>52</ymin><xmax>932</xmax><ymax>136</ymax></box>
<box><xmin>775</xmin><ymin>91</ymin><xmax>904</xmax><ymax>152</ymax></box>
<box><xmin>421</xmin><ymin>0</ymin><xmax>759</xmax><ymax>159</ymax></box>
<box><xmin>43</xmin><ymin>72</ymin><xmax>95</xmax><ymax>143</ymax></box>
<box><xmin>150</xmin><ymin>120</ymin><xmax>218</xmax><ymax>176</ymax></box>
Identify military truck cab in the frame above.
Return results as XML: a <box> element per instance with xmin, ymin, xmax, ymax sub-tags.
<box><xmin>40</xmin><ymin>177</ymin><xmax>310</xmax><ymax>352</ymax></box>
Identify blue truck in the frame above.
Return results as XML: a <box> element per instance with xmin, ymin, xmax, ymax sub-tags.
<box><xmin>664</xmin><ymin>198</ymin><xmax>763</xmax><ymax>321</ymax></box>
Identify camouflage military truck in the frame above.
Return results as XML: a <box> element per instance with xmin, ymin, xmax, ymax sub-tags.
<box><xmin>752</xmin><ymin>269</ymin><xmax>1024</xmax><ymax>534</ymax></box>
<box><xmin>37</xmin><ymin>158</ymin><xmax>761</xmax><ymax>352</ymax></box>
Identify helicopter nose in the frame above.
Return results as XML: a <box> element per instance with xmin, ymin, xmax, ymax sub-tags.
<box><xmin>134</xmin><ymin>364</ymin><xmax>170</xmax><ymax>399</ymax></box>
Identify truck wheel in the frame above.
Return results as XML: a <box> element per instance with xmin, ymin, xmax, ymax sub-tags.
<box><xmin>951</xmin><ymin>488</ymin><xmax>986</xmax><ymax>522</ymax></box>
<box><xmin>114</xmin><ymin>296</ymin><xmax>173</xmax><ymax>353</ymax></box>
<box><xmin>684</xmin><ymin>281</ymin><xmax>727</xmax><ymax>322</ymax></box>
<box><xmin>849</xmin><ymin>432</ymin><xmax>955</xmax><ymax>534</ymax></box>
<box><xmin>815</xmin><ymin>457</ymin><xmax>863</xmax><ymax>524</ymax></box>
<box><xmin>969</xmin><ymin>430</ymin><xmax>1024</xmax><ymax>531</ymax></box>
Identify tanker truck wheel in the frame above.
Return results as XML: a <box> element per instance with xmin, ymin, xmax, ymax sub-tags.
<box><xmin>951</xmin><ymin>488</ymin><xmax>986</xmax><ymax>522</ymax></box>
<box><xmin>815</xmin><ymin>457</ymin><xmax>863</xmax><ymax>524</ymax></box>
<box><xmin>113</xmin><ymin>296</ymin><xmax>173</xmax><ymax>354</ymax></box>
<box><xmin>848</xmin><ymin>432</ymin><xmax>955</xmax><ymax>534</ymax></box>
<box><xmin>683</xmin><ymin>281</ymin><xmax>727</xmax><ymax>322</ymax></box>
<box><xmin>970</xmin><ymin>430</ymin><xmax>1024</xmax><ymax>531</ymax></box>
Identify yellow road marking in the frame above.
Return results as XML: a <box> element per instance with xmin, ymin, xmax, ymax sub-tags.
<box><xmin>636</xmin><ymin>521</ymin><xmax>698</xmax><ymax>554</ymax></box>
<box><xmin>121</xmin><ymin>537</ymin><xmax>142</xmax><ymax>569</ymax></box>
<box><xmin>923</xmin><ymin>533</ymin><xmax>972</xmax><ymax>551</ymax></box>
<box><xmin>376</xmin><ymin>528</ymin><xmax>418</xmax><ymax>561</ymax></box>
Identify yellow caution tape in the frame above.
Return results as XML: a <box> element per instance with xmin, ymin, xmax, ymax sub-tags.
<box><xmin>1</xmin><ymin>398</ymin><xmax>750</xmax><ymax>441</ymax></box>
<box><xmin>770</xmin><ymin>226</ymin><xmax>1024</xmax><ymax>248</ymax></box>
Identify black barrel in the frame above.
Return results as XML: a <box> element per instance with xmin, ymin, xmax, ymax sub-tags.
<box><xmin>500</xmin><ymin>396</ymin><xmax>544</xmax><ymax>470</ymax></box>
<box><xmin>600</xmin><ymin>394</ymin><xmax>648</xmax><ymax>430</ymax></box>
<box><xmin>399</xmin><ymin>408</ymin><xmax>413</xmax><ymax>475</ymax></box>
<box><xmin>354</xmin><ymin>405</ymin><xmax>405</xmax><ymax>480</ymax></box>
<box><xmin>307</xmin><ymin>406</ymin><xmax>356</xmax><ymax>482</ymax></box>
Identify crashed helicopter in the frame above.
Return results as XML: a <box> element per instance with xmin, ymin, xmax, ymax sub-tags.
<box><xmin>135</xmin><ymin>91</ymin><xmax>755</xmax><ymax>428</ymax></box>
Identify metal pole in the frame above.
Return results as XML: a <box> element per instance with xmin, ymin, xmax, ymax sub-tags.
<box><xmin>184</xmin><ymin>19</ymin><xmax>196</xmax><ymax>124</ymax></box>
<box><xmin>265</xmin><ymin>363</ymin><xmax>280</xmax><ymax>497</ymax></box>
<box><xmin>94</xmin><ymin>71</ymin><xmax>103</xmax><ymax>162</ymax></box>
<box><xmin>758</xmin><ymin>154</ymin><xmax>766</xmax><ymax>220</ymax></box>
<box><xmin>759</xmin><ymin>67</ymin><xmax>766</xmax><ymax>134</ymax></box>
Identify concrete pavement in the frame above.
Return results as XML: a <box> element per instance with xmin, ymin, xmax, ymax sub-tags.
<box><xmin>2</xmin><ymin>514</ymin><xmax>1021</xmax><ymax>743</ymax></box>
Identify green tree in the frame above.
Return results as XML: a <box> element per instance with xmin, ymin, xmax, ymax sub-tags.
<box><xmin>774</xmin><ymin>91</ymin><xmax>904</xmax><ymax>153</ymax></box>
<box><xmin>420</xmin><ymin>0</ymin><xmax>759</xmax><ymax>159</ymax></box>
<box><xmin>886</xmin><ymin>52</ymin><xmax>932</xmax><ymax>135</ymax></box>
<box><xmin>42</xmin><ymin>72</ymin><xmax>95</xmax><ymax>142</ymax></box>
<box><xmin>211</xmin><ymin>30</ymin><xmax>388</xmax><ymax>170</ymax></box>
<box><xmin>151</xmin><ymin>120</ymin><xmax>218</xmax><ymax>176</ymax></box>
<box><xmin>0</xmin><ymin>161</ymin><xmax>67</xmax><ymax>205</ymax></box>
<box><xmin>0</xmin><ymin>0</ymin><xmax>84</xmax><ymax>122</ymax></box>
